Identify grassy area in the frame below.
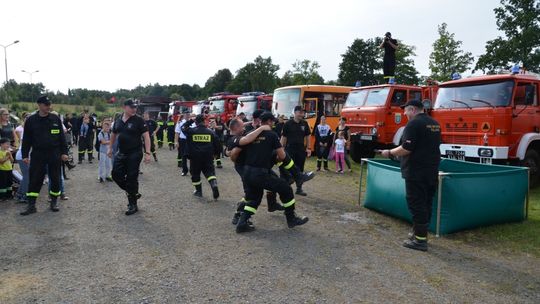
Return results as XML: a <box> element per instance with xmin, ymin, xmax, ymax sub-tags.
<box><xmin>305</xmin><ymin>156</ymin><xmax>540</xmax><ymax>257</ymax></box>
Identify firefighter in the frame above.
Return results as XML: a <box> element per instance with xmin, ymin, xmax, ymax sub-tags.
<box><xmin>20</xmin><ymin>95</ymin><xmax>69</xmax><ymax>215</ymax></box>
<box><xmin>235</xmin><ymin>112</ymin><xmax>309</xmax><ymax>233</ymax></box>
<box><xmin>143</xmin><ymin>112</ymin><xmax>158</xmax><ymax>161</ymax></box>
<box><xmin>315</xmin><ymin>115</ymin><xmax>332</xmax><ymax>171</ymax></box>
<box><xmin>156</xmin><ymin>115</ymin><xmax>165</xmax><ymax>148</ymax></box>
<box><xmin>166</xmin><ymin>116</ymin><xmax>175</xmax><ymax>150</ymax></box>
<box><xmin>78</xmin><ymin>114</ymin><xmax>94</xmax><ymax>164</ymax></box>
<box><xmin>380</xmin><ymin>99</ymin><xmax>441</xmax><ymax>251</ymax></box>
<box><xmin>174</xmin><ymin>113</ymin><xmax>190</xmax><ymax>175</ymax></box>
<box><xmin>181</xmin><ymin>114</ymin><xmax>220</xmax><ymax>200</ymax></box>
<box><xmin>280</xmin><ymin>105</ymin><xmax>312</xmax><ymax>196</ymax></box>
<box><xmin>108</xmin><ymin>99</ymin><xmax>152</xmax><ymax>216</ymax></box>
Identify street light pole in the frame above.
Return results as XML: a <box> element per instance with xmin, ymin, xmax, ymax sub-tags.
<box><xmin>21</xmin><ymin>69</ymin><xmax>39</xmax><ymax>83</ymax></box>
<box><xmin>1</xmin><ymin>40</ymin><xmax>20</xmax><ymax>84</ymax></box>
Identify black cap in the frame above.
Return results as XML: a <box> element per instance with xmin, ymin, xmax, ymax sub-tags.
<box><xmin>36</xmin><ymin>95</ymin><xmax>51</xmax><ymax>105</ymax></box>
<box><xmin>293</xmin><ymin>105</ymin><xmax>304</xmax><ymax>112</ymax></box>
<box><xmin>259</xmin><ymin>111</ymin><xmax>276</xmax><ymax>122</ymax></box>
<box><xmin>252</xmin><ymin>109</ymin><xmax>265</xmax><ymax>119</ymax></box>
<box><xmin>123</xmin><ymin>99</ymin><xmax>137</xmax><ymax>107</ymax></box>
<box><xmin>400</xmin><ymin>99</ymin><xmax>424</xmax><ymax>109</ymax></box>
<box><xmin>195</xmin><ymin>114</ymin><xmax>205</xmax><ymax>124</ymax></box>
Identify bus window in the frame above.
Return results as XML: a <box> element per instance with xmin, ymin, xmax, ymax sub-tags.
<box><xmin>323</xmin><ymin>94</ymin><xmax>347</xmax><ymax>116</ymax></box>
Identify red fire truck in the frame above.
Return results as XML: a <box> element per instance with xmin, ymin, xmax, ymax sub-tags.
<box><xmin>235</xmin><ymin>92</ymin><xmax>273</xmax><ymax>120</ymax></box>
<box><xmin>168</xmin><ymin>100</ymin><xmax>197</xmax><ymax>123</ymax></box>
<box><xmin>207</xmin><ymin>93</ymin><xmax>241</xmax><ymax>124</ymax></box>
<box><xmin>431</xmin><ymin>71</ymin><xmax>540</xmax><ymax>184</ymax></box>
<box><xmin>341</xmin><ymin>84</ymin><xmax>436</xmax><ymax>162</ymax></box>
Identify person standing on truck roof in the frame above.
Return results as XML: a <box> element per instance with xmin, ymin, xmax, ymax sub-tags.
<box><xmin>380</xmin><ymin>99</ymin><xmax>441</xmax><ymax>252</ymax></box>
<box><xmin>280</xmin><ymin>105</ymin><xmax>311</xmax><ymax>196</ymax></box>
<box><xmin>380</xmin><ymin>32</ymin><xmax>398</xmax><ymax>83</ymax></box>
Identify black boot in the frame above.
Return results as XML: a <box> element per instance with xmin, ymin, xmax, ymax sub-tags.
<box><xmin>236</xmin><ymin>211</ymin><xmax>255</xmax><ymax>233</ymax></box>
<box><xmin>50</xmin><ymin>197</ymin><xmax>60</xmax><ymax>212</ymax></box>
<box><xmin>285</xmin><ymin>209</ymin><xmax>309</xmax><ymax>228</ymax></box>
<box><xmin>209</xmin><ymin>180</ymin><xmax>219</xmax><ymax>200</ymax></box>
<box><xmin>266</xmin><ymin>192</ymin><xmax>284</xmax><ymax>212</ymax></box>
<box><xmin>316</xmin><ymin>160</ymin><xmax>321</xmax><ymax>171</ymax></box>
<box><xmin>125</xmin><ymin>194</ymin><xmax>138</xmax><ymax>216</ymax></box>
<box><xmin>193</xmin><ymin>184</ymin><xmax>202</xmax><ymax>197</ymax></box>
<box><xmin>153</xmin><ymin>153</ymin><xmax>158</xmax><ymax>162</ymax></box>
<box><xmin>403</xmin><ymin>224</ymin><xmax>428</xmax><ymax>251</ymax></box>
<box><xmin>295</xmin><ymin>187</ymin><xmax>307</xmax><ymax>196</ymax></box>
<box><xmin>20</xmin><ymin>199</ymin><xmax>37</xmax><ymax>216</ymax></box>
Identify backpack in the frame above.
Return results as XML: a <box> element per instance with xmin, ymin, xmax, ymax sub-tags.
<box><xmin>95</xmin><ymin>129</ymin><xmax>102</xmax><ymax>151</ymax></box>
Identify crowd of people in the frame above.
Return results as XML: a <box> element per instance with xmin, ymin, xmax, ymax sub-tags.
<box><xmin>2</xmin><ymin>91</ymin><xmax>440</xmax><ymax>252</ymax></box>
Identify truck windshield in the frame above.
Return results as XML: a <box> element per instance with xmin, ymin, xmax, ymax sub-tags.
<box><xmin>435</xmin><ymin>80</ymin><xmax>514</xmax><ymax>109</ymax></box>
<box><xmin>209</xmin><ymin>99</ymin><xmax>225</xmax><ymax>114</ymax></box>
<box><xmin>344</xmin><ymin>90</ymin><xmax>368</xmax><ymax>107</ymax></box>
<box><xmin>237</xmin><ymin>101</ymin><xmax>257</xmax><ymax>120</ymax></box>
<box><xmin>273</xmin><ymin>88</ymin><xmax>301</xmax><ymax>118</ymax></box>
<box><xmin>364</xmin><ymin>87</ymin><xmax>390</xmax><ymax>106</ymax></box>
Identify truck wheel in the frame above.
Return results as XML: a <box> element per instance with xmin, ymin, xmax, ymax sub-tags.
<box><xmin>349</xmin><ymin>142</ymin><xmax>375</xmax><ymax>163</ymax></box>
<box><xmin>523</xmin><ymin>149</ymin><xmax>540</xmax><ymax>188</ymax></box>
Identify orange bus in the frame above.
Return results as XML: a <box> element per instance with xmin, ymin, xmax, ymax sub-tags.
<box><xmin>272</xmin><ymin>85</ymin><xmax>353</xmax><ymax>148</ymax></box>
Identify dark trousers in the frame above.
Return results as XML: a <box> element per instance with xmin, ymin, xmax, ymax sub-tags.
<box><xmin>178</xmin><ymin>138</ymin><xmax>188</xmax><ymax>173</ymax></box>
<box><xmin>405</xmin><ymin>179</ymin><xmax>437</xmax><ymax>238</ymax></box>
<box><xmin>112</xmin><ymin>151</ymin><xmax>143</xmax><ymax>196</ymax></box>
<box><xmin>156</xmin><ymin>131</ymin><xmax>164</xmax><ymax>147</ymax></box>
<box><xmin>72</xmin><ymin>130</ymin><xmax>79</xmax><ymax>145</ymax></box>
<box><xmin>383</xmin><ymin>56</ymin><xmax>396</xmax><ymax>78</ymax></box>
<box><xmin>145</xmin><ymin>135</ymin><xmax>157</xmax><ymax>158</ymax></box>
<box><xmin>27</xmin><ymin>150</ymin><xmax>62</xmax><ymax>200</ymax></box>
<box><xmin>243</xmin><ymin>166</ymin><xmax>295</xmax><ymax>214</ymax></box>
<box><xmin>0</xmin><ymin>169</ymin><xmax>12</xmax><ymax>198</ymax></box>
<box><xmin>190</xmin><ymin>156</ymin><xmax>216</xmax><ymax>187</ymax></box>
<box><xmin>78</xmin><ymin>135</ymin><xmax>93</xmax><ymax>161</ymax></box>
<box><xmin>316</xmin><ymin>143</ymin><xmax>330</xmax><ymax>169</ymax></box>
<box><xmin>286</xmin><ymin>145</ymin><xmax>307</xmax><ymax>172</ymax></box>
<box><xmin>167</xmin><ymin>130</ymin><xmax>175</xmax><ymax>148</ymax></box>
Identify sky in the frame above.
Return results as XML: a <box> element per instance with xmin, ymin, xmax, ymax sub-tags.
<box><xmin>1</xmin><ymin>0</ymin><xmax>503</xmax><ymax>93</ymax></box>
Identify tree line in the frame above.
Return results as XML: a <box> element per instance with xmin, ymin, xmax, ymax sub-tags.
<box><xmin>0</xmin><ymin>0</ymin><xmax>537</xmax><ymax>106</ymax></box>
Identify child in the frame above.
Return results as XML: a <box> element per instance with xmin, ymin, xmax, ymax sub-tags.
<box><xmin>334</xmin><ymin>131</ymin><xmax>347</xmax><ymax>174</ymax></box>
<box><xmin>0</xmin><ymin>138</ymin><xmax>14</xmax><ymax>199</ymax></box>
<box><xmin>98</xmin><ymin>122</ymin><xmax>113</xmax><ymax>183</ymax></box>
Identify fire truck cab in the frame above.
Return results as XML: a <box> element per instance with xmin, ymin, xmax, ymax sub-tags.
<box><xmin>431</xmin><ymin>72</ymin><xmax>540</xmax><ymax>184</ymax></box>
<box><xmin>168</xmin><ymin>100</ymin><xmax>197</xmax><ymax>123</ymax></box>
<box><xmin>341</xmin><ymin>84</ymin><xmax>432</xmax><ymax>162</ymax></box>
<box><xmin>207</xmin><ymin>93</ymin><xmax>241</xmax><ymax>124</ymax></box>
<box><xmin>236</xmin><ymin>92</ymin><xmax>273</xmax><ymax>120</ymax></box>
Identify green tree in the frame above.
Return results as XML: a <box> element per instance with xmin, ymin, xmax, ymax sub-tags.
<box><xmin>475</xmin><ymin>0</ymin><xmax>540</xmax><ymax>73</ymax></box>
<box><xmin>204</xmin><ymin>69</ymin><xmax>233</xmax><ymax>95</ymax></box>
<box><xmin>281</xmin><ymin>59</ymin><xmax>325</xmax><ymax>86</ymax></box>
<box><xmin>395</xmin><ymin>43</ymin><xmax>420</xmax><ymax>85</ymax></box>
<box><xmin>338</xmin><ymin>38</ymin><xmax>382</xmax><ymax>86</ymax></box>
<box><xmin>429</xmin><ymin>23</ymin><xmax>474</xmax><ymax>81</ymax></box>
<box><xmin>227</xmin><ymin>56</ymin><xmax>280</xmax><ymax>93</ymax></box>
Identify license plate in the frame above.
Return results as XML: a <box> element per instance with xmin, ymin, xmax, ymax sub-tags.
<box><xmin>446</xmin><ymin>150</ymin><xmax>465</xmax><ymax>158</ymax></box>
<box><xmin>360</xmin><ymin>135</ymin><xmax>373</xmax><ymax>141</ymax></box>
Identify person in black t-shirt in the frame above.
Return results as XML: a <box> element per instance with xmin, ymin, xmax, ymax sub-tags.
<box><xmin>281</xmin><ymin>106</ymin><xmax>311</xmax><ymax>196</ymax></box>
<box><xmin>108</xmin><ymin>99</ymin><xmax>151</xmax><ymax>216</ymax></box>
<box><xmin>379</xmin><ymin>32</ymin><xmax>398</xmax><ymax>83</ymax></box>
<box><xmin>235</xmin><ymin>112</ymin><xmax>309</xmax><ymax>233</ymax></box>
<box><xmin>143</xmin><ymin>112</ymin><xmax>158</xmax><ymax>162</ymax></box>
<box><xmin>380</xmin><ymin>99</ymin><xmax>441</xmax><ymax>252</ymax></box>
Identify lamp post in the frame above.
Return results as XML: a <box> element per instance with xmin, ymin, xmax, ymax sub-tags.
<box><xmin>21</xmin><ymin>69</ymin><xmax>39</xmax><ymax>83</ymax></box>
<box><xmin>0</xmin><ymin>40</ymin><xmax>20</xmax><ymax>84</ymax></box>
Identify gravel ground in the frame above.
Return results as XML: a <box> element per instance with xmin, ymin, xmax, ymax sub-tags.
<box><xmin>0</xmin><ymin>149</ymin><xmax>539</xmax><ymax>303</ymax></box>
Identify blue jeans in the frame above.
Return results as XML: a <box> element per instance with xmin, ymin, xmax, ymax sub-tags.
<box><xmin>17</xmin><ymin>160</ymin><xmax>30</xmax><ymax>200</ymax></box>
